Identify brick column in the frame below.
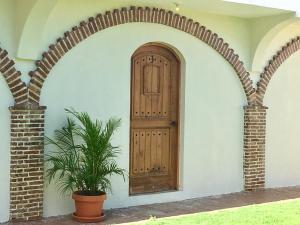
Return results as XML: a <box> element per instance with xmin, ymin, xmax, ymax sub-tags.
<box><xmin>244</xmin><ymin>105</ymin><xmax>267</xmax><ymax>191</ymax></box>
<box><xmin>10</xmin><ymin>105</ymin><xmax>46</xmax><ymax>221</ymax></box>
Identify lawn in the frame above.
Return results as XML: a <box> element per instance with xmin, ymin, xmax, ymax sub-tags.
<box><xmin>128</xmin><ymin>199</ymin><xmax>300</xmax><ymax>225</ymax></box>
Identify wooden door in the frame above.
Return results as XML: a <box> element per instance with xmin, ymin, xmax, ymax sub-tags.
<box><xmin>130</xmin><ymin>44</ymin><xmax>180</xmax><ymax>195</ymax></box>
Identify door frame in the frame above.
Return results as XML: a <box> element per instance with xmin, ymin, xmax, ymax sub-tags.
<box><xmin>129</xmin><ymin>42</ymin><xmax>182</xmax><ymax>195</ymax></box>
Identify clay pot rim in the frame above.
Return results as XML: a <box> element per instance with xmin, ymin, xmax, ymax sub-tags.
<box><xmin>72</xmin><ymin>191</ymin><xmax>107</xmax><ymax>202</ymax></box>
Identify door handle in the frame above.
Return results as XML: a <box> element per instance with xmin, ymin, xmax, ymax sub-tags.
<box><xmin>170</xmin><ymin>121</ymin><xmax>177</xmax><ymax>127</ymax></box>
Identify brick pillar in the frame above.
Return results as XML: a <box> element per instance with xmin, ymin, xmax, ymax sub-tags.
<box><xmin>10</xmin><ymin>105</ymin><xmax>46</xmax><ymax>221</ymax></box>
<box><xmin>244</xmin><ymin>105</ymin><xmax>267</xmax><ymax>191</ymax></box>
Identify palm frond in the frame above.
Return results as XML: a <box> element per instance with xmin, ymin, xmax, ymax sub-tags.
<box><xmin>45</xmin><ymin>108</ymin><xmax>126</xmax><ymax>196</ymax></box>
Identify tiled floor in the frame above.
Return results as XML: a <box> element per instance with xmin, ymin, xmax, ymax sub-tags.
<box><xmin>3</xmin><ymin>186</ymin><xmax>300</xmax><ymax>225</ymax></box>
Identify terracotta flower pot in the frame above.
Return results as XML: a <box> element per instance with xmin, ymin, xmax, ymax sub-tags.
<box><xmin>72</xmin><ymin>191</ymin><xmax>106</xmax><ymax>223</ymax></box>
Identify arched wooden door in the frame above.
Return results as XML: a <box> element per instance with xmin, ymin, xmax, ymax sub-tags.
<box><xmin>130</xmin><ymin>44</ymin><xmax>180</xmax><ymax>195</ymax></box>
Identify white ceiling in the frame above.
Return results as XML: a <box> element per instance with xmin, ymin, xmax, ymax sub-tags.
<box><xmin>225</xmin><ymin>0</ymin><xmax>300</xmax><ymax>12</ymax></box>
<box><xmin>124</xmin><ymin>0</ymin><xmax>293</xmax><ymax>18</ymax></box>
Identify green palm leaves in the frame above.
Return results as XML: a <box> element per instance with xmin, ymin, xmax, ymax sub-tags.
<box><xmin>45</xmin><ymin>109</ymin><xmax>125</xmax><ymax>196</ymax></box>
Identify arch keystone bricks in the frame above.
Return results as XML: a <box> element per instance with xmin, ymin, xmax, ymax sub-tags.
<box><xmin>28</xmin><ymin>6</ymin><xmax>254</xmax><ymax>105</ymax></box>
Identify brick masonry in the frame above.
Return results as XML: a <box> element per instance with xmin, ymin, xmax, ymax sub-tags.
<box><xmin>244</xmin><ymin>105</ymin><xmax>267</xmax><ymax>191</ymax></box>
<box><xmin>10</xmin><ymin>105</ymin><xmax>46</xmax><ymax>221</ymax></box>
<box><xmin>3</xmin><ymin>6</ymin><xmax>300</xmax><ymax>222</ymax></box>
<box><xmin>27</xmin><ymin>6</ymin><xmax>255</xmax><ymax>104</ymax></box>
<box><xmin>0</xmin><ymin>47</ymin><xmax>27</xmax><ymax>105</ymax></box>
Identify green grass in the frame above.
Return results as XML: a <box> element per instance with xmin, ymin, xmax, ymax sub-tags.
<box><xmin>128</xmin><ymin>199</ymin><xmax>300</xmax><ymax>225</ymax></box>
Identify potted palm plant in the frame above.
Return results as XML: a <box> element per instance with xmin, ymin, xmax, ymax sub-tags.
<box><xmin>45</xmin><ymin>109</ymin><xmax>125</xmax><ymax>223</ymax></box>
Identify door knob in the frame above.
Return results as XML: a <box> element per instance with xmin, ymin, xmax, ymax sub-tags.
<box><xmin>170</xmin><ymin>121</ymin><xmax>176</xmax><ymax>126</ymax></box>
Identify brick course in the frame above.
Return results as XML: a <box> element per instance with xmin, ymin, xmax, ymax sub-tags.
<box><xmin>28</xmin><ymin>6</ymin><xmax>255</xmax><ymax>104</ymax></box>
<box><xmin>0</xmin><ymin>47</ymin><xmax>27</xmax><ymax>105</ymax></box>
<box><xmin>244</xmin><ymin>105</ymin><xmax>267</xmax><ymax>191</ymax></box>
<box><xmin>10</xmin><ymin>105</ymin><xmax>46</xmax><ymax>221</ymax></box>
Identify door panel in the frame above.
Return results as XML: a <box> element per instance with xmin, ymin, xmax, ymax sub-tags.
<box><xmin>131</xmin><ymin>129</ymin><xmax>170</xmax><ymax>175</ymax></box>
<box><xmin>130</xmin><ymin>44</ymin><xmax>180</xmax><ymax>195</ymax></box>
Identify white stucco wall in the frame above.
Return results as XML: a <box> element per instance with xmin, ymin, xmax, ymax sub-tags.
<box><xmin>0</xmin><ymin>1</ymin><xmax>14</xmax><ymax>222</ymax></box>
<box><xmin>0</xmin><ymin>77</ymin><xmax>13</xmax><ymax>222</ymax></box>
<box><xmin>265</xmin><ymin>50</ymin><xmax>300</xmax><ymax>188</ymax></box>
<box><xmin>0</xmin><ymin>0</ymin><xmax>15</xmax><ymax>55</ymax></box>
<box><xmin>40</xmin><ymin>23</ymin><xmax>246</xmax><ymax>217</ymax></box>
<box><xmin>261</xmin><ymin>22</ymin><xmax>300</xmax><ymax>188</ymax></box>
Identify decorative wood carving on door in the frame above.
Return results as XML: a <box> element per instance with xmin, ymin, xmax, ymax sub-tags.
<box><xmin>130</xmin><ymin>44</ymin><xmax>180</xmax><ymax>195</ymax></box>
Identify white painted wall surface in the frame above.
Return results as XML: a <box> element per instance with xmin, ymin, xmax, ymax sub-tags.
<box><xmin>40</xmin><ymin>23</ymin><xmax>246</xmax><ymax>217</ymax></box>
<box><xmin>265</xmin><ymin>50</ymin><xmax>300</xmax><ymax>188</ymax></box>
<box><xmin>0</xmin><ymin>77</ymin><xmax>13</xmax><ymax>222</ymax></box>
<box><xmin>0</xmin><ymin>1</ymin><xmax>14</xmax><ymax>222</ymax></box>
<box><xmin>0</xmin><ymin>0</ymin><xmax>15</xmax><ymax>55</ymax></box>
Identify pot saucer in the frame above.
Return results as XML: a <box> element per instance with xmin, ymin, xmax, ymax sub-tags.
<box><xmin>72</xmin><ymin>212</ymin><xmax>105</xmax><ymax>223</ymax></box>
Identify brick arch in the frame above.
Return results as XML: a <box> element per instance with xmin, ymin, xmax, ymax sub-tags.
<box><xmin>256</xmin><ymin>36</ymin><xmax>300</xmax><ymax>104</ymax></box>
<box><xmin>28</xmin><ymin>6</ymin><xmax>254</xmax><ymax>105</ymax></box>
<box><xmin>0</xmin><ymin>47</ymin><xmax>27</xmax><ymax>105</ymax></box>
